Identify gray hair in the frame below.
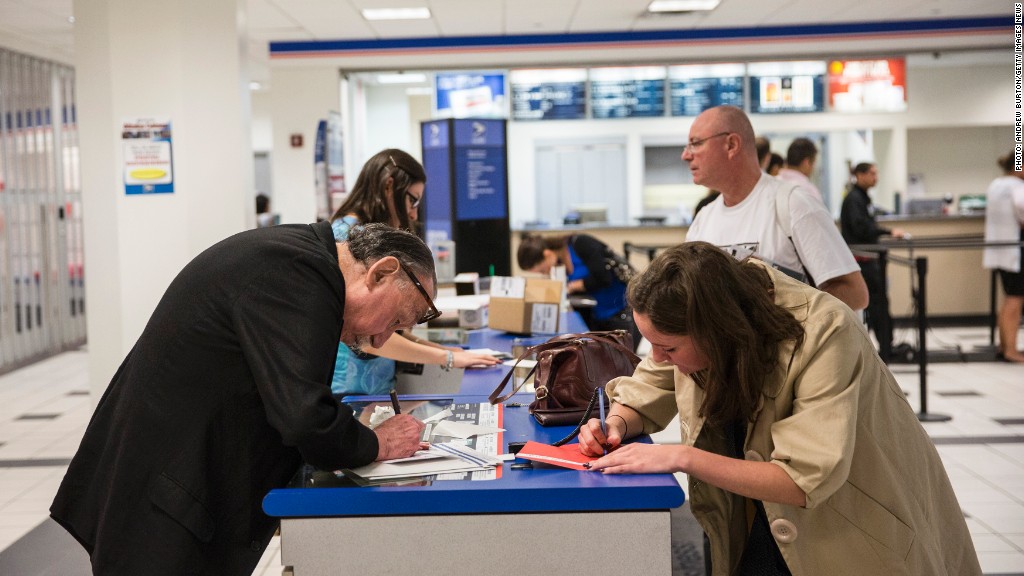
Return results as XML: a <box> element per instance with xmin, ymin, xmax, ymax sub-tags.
<box><xmin>345</xmin><ymin>223</ymin><xmax>437</xmax><ymax>292</ymax></box>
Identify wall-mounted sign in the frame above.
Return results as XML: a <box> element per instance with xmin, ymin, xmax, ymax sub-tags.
<box><xmin>668</xmin><ymin>63</ymin><xmax>745</xmax><ymax>116</ymax></box>
<box><xmin>748</xmin><ymin>61</ymin><xmax>826</xmax><ymax>114</ymax></box>
<box><xmin>122</xmin><ymin>118</ymin><xmax>173</xmax><ymax>195</ymax></box>
<box><xmin>434</xmin><ymin>72</ymin><xmax>507</xmax><ymax>118</ymax></box>
<box><xmin>828</xmin><ymin>58</ymin><xmax>907</xmax><ymax>112</ymax></box>
<box><xmin>510</xmin><ymin>68</ymin><xmax>587</xmax><ymax>121</ymax></box>
<box><xmin>589</xmin><ymin>66</ymin><xmax>666</xmax><ymax>119</ymax></box>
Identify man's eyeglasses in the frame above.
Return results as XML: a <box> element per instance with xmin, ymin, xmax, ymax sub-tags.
<box><xmin>399</xmin><ymin>261</ymin><xmax>442</xmax><ymax>324</ymax></box>
<box><xmin>405</xmin><ymin>191</ymin><xmax>422</xmax><ymax>209</ymax></box>
<box><xmin>684</xmin><ymin>131</ymin><xmax>731</xmax><ymax>153</ymax></box>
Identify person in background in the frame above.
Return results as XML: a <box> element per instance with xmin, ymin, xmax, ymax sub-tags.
<box><xmin>330</xmin><ymin>149</ymin><xmax>500</xmax><ymax>395</ymax></box>
<box><xmin>755</xmin><ymin>135</ymin><xmax>772</xmax><ymax>171</ymax></box>
<box><xmin>51</xmin><ymin>223</ymin><xmax>432</xmax><ymax>575</ymax></box>
<box><xmin>683</xmin><ymin>105</ymin><xmax>867</xmax><ymax>311</ymax></box>
<box><xmin>517</xmin><ymin>233</ymin><xmax>641</xmax><ymax>350</ymax></box>
<box><xmin>776</xmin><ymin>138</ymin><xmax>823</xmax><ymax>203</ymax></box>
<box><xmin>983</xmin><ymin>150</ymin><xmax>1024</xmax><ymax>363</ymax></box>
<box><xmin>767</xmin><ymin>152</ymin><xmax>784</xmax><ymax>177</ymax></box>
<box><xmin>255</xmin><ymin>192</ymin><xmax>275</xmax><ymax>228</ymax></box>
<box><xmin>579</xmin><ymin>242</ymin><xmax>981</xmax><ymax>576</ymax></box>
<box><xmin>693</xmin><ymin>189</ymin><xmax>720</xmax><ymax>218</ymax></box>
<box><xmin>840</xmin><ymin>162</ymin><xmax>908</xmax><ymax>363</ymax></box>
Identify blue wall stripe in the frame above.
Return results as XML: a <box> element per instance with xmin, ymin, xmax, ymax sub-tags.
<box><xmin>270</xmin><ymin>16</ymin><xmax>1010</xmax><ymax>56</ymax></box>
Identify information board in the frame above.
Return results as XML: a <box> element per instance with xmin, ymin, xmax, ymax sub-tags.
<box><xmin>748</xmin><ymin>61</ymin><xmax>826</xmax><ymax>114</ymax></box>
<box><xmin>434</xmin><ymin>72</ymin><xmax>507</xmax><ymax>118</ymax></box>
<box><xmin>827</xmin><ymin>58</ymin><xmax>907</xmax><ymax>113</ymax></box>
<box><xmin>668</xmin><ymin>63</ymin><xmax>745</xmax><ymax>116</ymax></box>
<box><xmin>589</xmin><ymin>66</ymin><xmax>666</xmax><ymax>118</ymax></box>
<box><xmin>510</xmin><ymin>68</ymin><xmax>586</xmax><ymax>121</ymax></box>
<box><xmin>421</xmin><ymin>120</ymin><xmax>453</xmax><ymax>242</ymax></box>
<box><xmin>453</xmin><ymin>119</ymin><xmax>507</xmax><ymax>221</ymax></box>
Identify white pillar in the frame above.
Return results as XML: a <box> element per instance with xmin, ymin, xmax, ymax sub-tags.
<box><xmin>75</xmin><ymin>0</ymin><xmax>253</xmax><ymax>398</ymax></box>
<box><xmin>269</xmin><ymin>66</ymin><xmax>339</xmax><ymax>224</ymax></box>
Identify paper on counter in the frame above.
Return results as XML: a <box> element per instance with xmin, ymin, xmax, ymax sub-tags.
<box><xmin>502</xmin><ymin>358</ymin><xmax>537</xmax><ymax>369</ymax></box>
<box><xmin>431</xmin><ymin>420</ymin><xmax>505</xmax><ymax>439</ymax></box>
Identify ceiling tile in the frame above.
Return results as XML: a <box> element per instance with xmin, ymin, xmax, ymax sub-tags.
<box><xmin>505</xmin><ymin>0</ymin><xmax>577</xmax><ymax>34</ymax></box>
<box><xmin>428</xmin><ymin>0</ymin><xmax>504</xmax><ymax>37</ymax></box>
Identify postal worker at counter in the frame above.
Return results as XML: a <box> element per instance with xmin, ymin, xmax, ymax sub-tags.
<box><xmin>51</xmin><ymin>222</ymin><xmax>431</xmax><ymax>575</ymax></box>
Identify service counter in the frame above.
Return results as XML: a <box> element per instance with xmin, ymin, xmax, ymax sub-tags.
<box><xmin>264</xmin><ymin>312</ymin><xmax>685</xmax><ymax>576</ymax></box>
<box><xmin>513</xmin><ymin>215</ymin><xmax>989</xmax><ymax>319</ymax></box>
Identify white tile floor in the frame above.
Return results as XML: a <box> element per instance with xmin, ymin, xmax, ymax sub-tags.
<box><xmin>0</xmin><ymin>326</ymin><xmax>1021</xmax><ymax>575</ymax></box>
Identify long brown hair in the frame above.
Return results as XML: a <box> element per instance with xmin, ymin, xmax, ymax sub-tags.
<box><xmin>517</xmin><ymin>234</ymin><xmax>569</xmax><ymax>270</ymax></box>
<box><xmin>628</xmin><ymin>242</ymin><xmax>804</xmax><ymax>425</ymax></box>
<box><xmin>331</xmin><ymin>149</ymin><xmax>426</xmax><ymax>231</ymax></box>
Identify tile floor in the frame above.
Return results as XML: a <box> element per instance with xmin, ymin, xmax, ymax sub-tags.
<box><xmin>0</xmin><ymin>325</ymin><xmax>1021</xmax><ymax>575</ymax></box>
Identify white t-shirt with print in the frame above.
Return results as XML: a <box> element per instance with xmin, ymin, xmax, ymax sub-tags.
<box><xmin>686</xmin><ymin>173</ymin><xmax>858</xmax><ymax>285</ymax></box>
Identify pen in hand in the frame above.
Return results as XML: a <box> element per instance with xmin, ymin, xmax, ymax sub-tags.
<box><xmin>598</xmin><ymin>386</ymin><xmax>607</xmax><ymax>455</ymax></box>
<box><xmin>389</xmin><ymin>389</ymin><xmax>401</xmax><ymax>415</ymax></box>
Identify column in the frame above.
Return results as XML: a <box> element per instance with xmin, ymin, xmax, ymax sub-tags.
<box><xmin>75</xmin><ymin>0</ymin><xmax>252</xmax><ymax>398</ymax></box>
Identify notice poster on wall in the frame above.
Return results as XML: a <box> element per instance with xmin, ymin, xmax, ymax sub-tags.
<box><xmin>122</xmin><ymin>118</ymin><xmax>173</xmax><ymax>195</ymax></box>
<box><xmin>434</xmin><ymin>72</ymin><xmax>507</xmax><ymax>118</ymax></box>
<box><xmin>748</xmin><ymin>61</ymin><xmax>826</xmax><ymax>114</ymax></box>
<box><xmin>589</xmin><ymin>66</ymin><xmax>666</xmax><ymax>118</ymax></box>
<box><xmin>827</xmin><ymin>58</ymin><xmax>907</xmax><ymax>113</ymax></box>
<box><xmin>668</xmin><ymin>63</ymin><xmax>745</xmax><ymax>116</ymax></box>
<box><xmin>510</xmin><ymin>68</ymin><xmax>586</xmax><ymax>121</ymax></box>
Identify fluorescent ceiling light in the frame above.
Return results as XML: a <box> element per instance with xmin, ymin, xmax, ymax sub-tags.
<box><xmin>647</xmin><ymin>0</ymin><xmax>720</xmax><ymax>12</ymax></box>
<box><xmin>362</xmin><ymin>7</ymin><xmax>431</xmax><ymax>20</ymax></box>
<box><xmin>377</xmin><ymin>73</ymin><xmax>427</xmax><ymax>84</ymax></box>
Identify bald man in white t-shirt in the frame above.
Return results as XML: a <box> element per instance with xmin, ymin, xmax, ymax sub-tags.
<box><xmin>683</xmin><ymin>105</ymin><xmax>868</xmax><ymax>311</ymax></box>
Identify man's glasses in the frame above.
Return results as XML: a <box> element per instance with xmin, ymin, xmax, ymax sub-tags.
<box><xmin>684</xmin><ymin>131</ymin><xmax>731</xmax><ymax>153</ymax></box>
<box><xmin>399</xmin><ymin>261</ymin><xmax>442</xmax><ymax>324</ymax></box>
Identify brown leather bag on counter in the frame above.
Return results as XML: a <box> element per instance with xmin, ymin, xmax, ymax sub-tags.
<box><xmin>489</xmin><ymin>330</ymin><xmax>641</xmax><ymax>426</ymax></box>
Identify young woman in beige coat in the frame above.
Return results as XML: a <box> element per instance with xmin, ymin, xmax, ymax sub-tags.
<box><xmin>579</xmin><ymin>242</ymin><xmax>980</xmax><ymax>576</ymax></box>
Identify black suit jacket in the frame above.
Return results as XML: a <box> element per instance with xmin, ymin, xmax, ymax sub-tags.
<box><xmin>51</xmin><ymin>221</ymin><xmax>378</xmax><ymax>575</ymax></box>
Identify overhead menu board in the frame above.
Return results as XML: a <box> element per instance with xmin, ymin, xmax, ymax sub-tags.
<box><xmin>748</xmin><ymin>61</ymin><xmax>826</xmax><ymax>114</ymax></box>
<box><xmin>668</xmin><ymin>63</ymin><xmax>745</xmax><ymax>116</ymax></box>
<box><xmin>510</xmin><ymin>68</ymin><xmax>587</xmax><ymax>121</ymax></box>
<box><xmin>827</xmin><ymin>58</ymin><xmax>907</xmax><ymax>113</ymax></box>
<box><xmin>589</xmin><ymin>66</ymin><xmax>666</xmax><ymax>118</ymax></box>
<box><xmin>434</xmin><ymin>72</ymin><xmax>507</xmax><ymax>118</ymax></box>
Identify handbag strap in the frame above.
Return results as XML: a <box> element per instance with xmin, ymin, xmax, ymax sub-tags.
<box><xmin>550</xmin><ymin>386</ymin><xmax>603</xmax><ymax>447</ymax></box>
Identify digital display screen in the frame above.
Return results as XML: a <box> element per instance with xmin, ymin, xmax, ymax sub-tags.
<box><xmin>434</xmin><ymin>72</ymin><xmax>507</xmax><ymax>118</ymax></box>
<box><xmin>748</xmin><ymin>61</ymin><xmax>826</xmax><ymax>114</ymax></box>
<box><xmin>668</xmin><ymin>63</ymin><xmax>745</xmax><ymax>116</ymax></box>
<box><xmin>589</xmin><ymin>66</ymin><xmax>666</xmax><ymax>119</ymax></box>
<box><xmin>421</xmin><ymin>120</ymin><xmax>453</xmax><ymax>241</ymax></box>
<box><xmin>827</xmin><ymin>58</ymin><xmax>907</xmax><ymax>113</ymax></box>
<box><xmin>510</xmin><ymin>69</ymin><xmax>587</xmax><ymax>121</ymax></box>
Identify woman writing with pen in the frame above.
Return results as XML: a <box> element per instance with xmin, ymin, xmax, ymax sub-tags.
<box><xmin>577</xmin><ymin>241</ymin><xmax>979</xmax><ymax>576</ymax></box>
<box><xmin>330</xmin><ymin>149</ymin><xmax>500</xmax><ymax>396</ymax></box>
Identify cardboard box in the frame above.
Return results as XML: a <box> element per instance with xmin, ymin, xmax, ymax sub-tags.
<box><xmin>488</xmin><ymin>277</ymin><xmax>563</xmax><ymax>335</ymax></box>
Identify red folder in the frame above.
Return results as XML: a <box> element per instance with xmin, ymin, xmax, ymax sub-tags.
<box><xmin>515</xmin><ymin>441</ymin><xmax>599</xmax><ymax>471</ymax></box>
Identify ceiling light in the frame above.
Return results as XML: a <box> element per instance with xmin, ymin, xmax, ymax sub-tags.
<box><xmin>647</xmin><ymin>0</ymin><xmax>720</xmax><ymax>13</ymax></box>
<box><xmin>377</xmin><ymin>73</ymin><xmax>427</xmax><ymax>84</ymax></box>
<box><xmin>362</xmin><ymin>7</ymin><xmax>431</xmax><ymax>21</ymax></box>
<box><xmin>249</xmin><ymin>82</ymin><xmax>262</xmax><ymax>90</ymax></box>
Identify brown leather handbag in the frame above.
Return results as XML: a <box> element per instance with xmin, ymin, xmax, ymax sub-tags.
<box><xmin>489</xmin><ymin>330</ymin><xmax>641</xmax><ymax>426</ymax></box>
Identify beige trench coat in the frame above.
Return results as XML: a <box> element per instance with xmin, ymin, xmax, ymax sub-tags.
<box><xmin>607</xmin><ymin>263</ymin><xmax>980</xmax><ymax>576</ymax></box>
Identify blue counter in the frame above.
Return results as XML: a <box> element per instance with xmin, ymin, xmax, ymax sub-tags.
<box><xmin>264</xmin><ymin>314</ymin><xmax>682</xmax><ymax>575</ymax></box>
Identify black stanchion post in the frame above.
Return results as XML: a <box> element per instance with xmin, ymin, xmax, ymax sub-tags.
<box><xmin>915</xmin><ymin>256</ymin><xmax>951</xmax><ymax>422</ymax></box>
<box><xmin>990</xmin><ymin>269</ymin><xmax>999</xmax><ymax>347</ymax></box>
